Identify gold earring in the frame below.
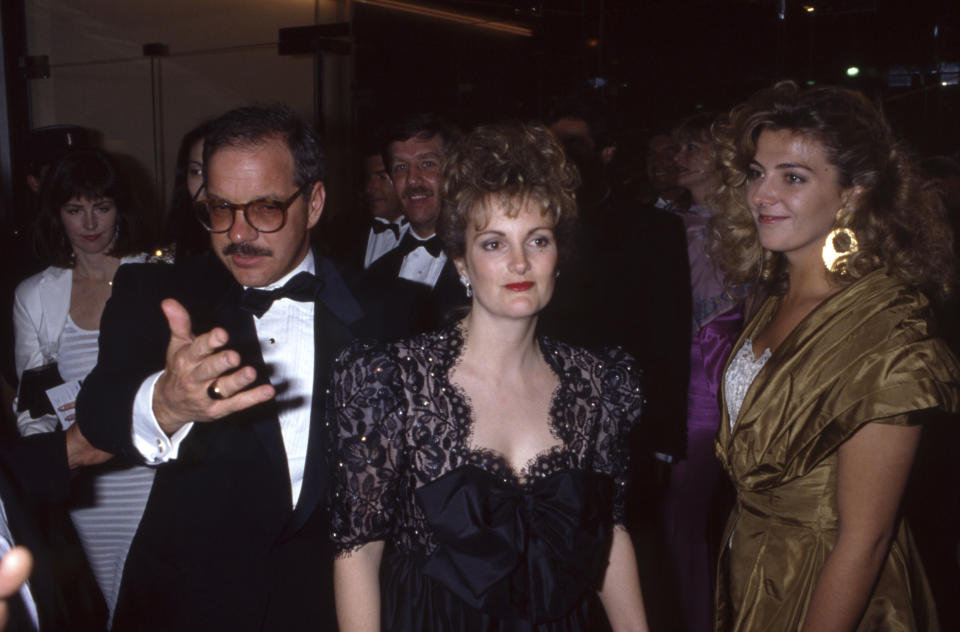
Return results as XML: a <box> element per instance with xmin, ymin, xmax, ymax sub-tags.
<box><xmin>821</xmin><ymin>226</ymin><xmax>859</xmax><ymax>273</ymax></box>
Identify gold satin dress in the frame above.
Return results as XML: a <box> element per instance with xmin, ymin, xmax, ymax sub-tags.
<box><xmin>714</xmin><ymin>270</ymin><xmax>960</xmax><ymax>631</ymax></box>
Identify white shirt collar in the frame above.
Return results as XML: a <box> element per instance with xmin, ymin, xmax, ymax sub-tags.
<box><xmin>248</xmin><ymin>250</ymin><xmax>316</xmax><ymax>292</ymax></box>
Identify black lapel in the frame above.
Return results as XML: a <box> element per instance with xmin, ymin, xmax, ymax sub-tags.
<box><xmin>282</xmin><ymin>256</ymin><xmax>362</xmax><ymax>537</ymax></box>
<box><xmin>208</xmin><ymin>274</ymin><xmax>289</xmax><ymax>489</ymax></box>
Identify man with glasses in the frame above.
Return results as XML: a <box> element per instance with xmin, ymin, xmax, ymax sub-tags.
<box><xmin>76</xmin><ymin>104</ymin><xmax>374</xmax><ymax>631</ymax></box>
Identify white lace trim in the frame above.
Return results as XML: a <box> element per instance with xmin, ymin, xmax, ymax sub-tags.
<box><xmin>724</xmin><ymin>339</ymin><xmax>770</xmax><ymax>429</ymax></box>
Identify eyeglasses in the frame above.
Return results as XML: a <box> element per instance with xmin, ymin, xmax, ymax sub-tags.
<box><xmin>195</xmin><ymin>187</ymin><xmax>305</xmax><ymax>234</ymax></box>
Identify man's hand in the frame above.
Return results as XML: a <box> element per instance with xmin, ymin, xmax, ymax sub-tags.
<box><xmin>65</xmin><ymin>423</ymin><xmax>112</xmax><ymax>469</ymax></box>
<box><xmin>0</xmin><ymin>546</ymin><xmax>32</xmax><ymax>631</ymax></box>
<box><xmin>153</xmin><ymin>299</ymin><xmax>275</xmax><ymax>435</ymax></box>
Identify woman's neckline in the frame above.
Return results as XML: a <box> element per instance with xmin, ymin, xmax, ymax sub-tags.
<box><xmin>443</xmin><ymin>324</ymin><xmax>566</xmax><ymax>486</ymax></box>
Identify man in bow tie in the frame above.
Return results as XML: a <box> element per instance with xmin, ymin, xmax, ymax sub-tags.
<box><xmin>76</xmin><ymin>104</ymin><xmax>379</xmax><ymax>631</ymax></box>
<box><xmin>364</xmin><ymin>114</ymin><xmax>469</xmax><ymax>333</ymax></box>
<box><xmin>361</xmin><ymin>148</ymin><xmax>406</xmax><ymax>269</ymax></box>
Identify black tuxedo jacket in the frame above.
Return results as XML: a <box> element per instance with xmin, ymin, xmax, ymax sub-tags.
<box><xmin>538</xmin><ymin>197</ymin><xmax>693</xmax><ymax>460</ymax></box>
<box><xmin>361</xmin><ymin>240</ymin><xmax>468</xmax><ymax>338</ymax></box>
<box><xmin>0</xmin><ymin>433</ymin><xmax>107</xmax><ymax>631</ymax></box>
<box><xmin>316</xmin><ymin>212</ymin><xmax>369</xmax><ymax>271</ymax></box>
<box><xmin>77</xmin><ymin>251</ymin><xmax>380</xmax><ymax>631</ymax></box>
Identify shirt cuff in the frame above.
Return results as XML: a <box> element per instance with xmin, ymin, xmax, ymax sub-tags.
<box><xmin>132</xmin><ymin>371</ymin><xmax>194</xmax><ymax>464</ymax></box>
<box><xmin>653</xmin><ymin>451</ymin><xmax>675</xmax><ymax>464</ymax></box>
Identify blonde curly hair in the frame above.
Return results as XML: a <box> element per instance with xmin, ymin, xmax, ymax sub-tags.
<box><xmin>709</xmin><ymin>81</ymin><xmax>954</xmax><ymax>298</ymax></box>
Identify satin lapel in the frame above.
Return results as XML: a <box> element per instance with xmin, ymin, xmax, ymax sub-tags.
<box><xmin>283</xmin><ymin>256</ymin><xmax>362</xmax><ymax>538</ymax></box>
<box><xmin>214</xmin><ymin>281</ymin><xmax>287</xmax><ymax>472</ymax></box>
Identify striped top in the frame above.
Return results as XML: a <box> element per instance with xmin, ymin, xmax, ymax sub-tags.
<box><xmin>58</xmin><ymin>315</ymin><xmax>100</xmax><ymax>381</ymax></box>
<box><xmin>61</xmin><ymin>315</ymin><xmax>155</xmax><ymax>625</ymax></box>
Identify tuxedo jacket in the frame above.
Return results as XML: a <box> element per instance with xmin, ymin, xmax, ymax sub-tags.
<box><xmin>538</xmin><ymin>197</ymin><xmax>693</xmax><ymax>461</ymax></box>
<box><xmin>315</xmin><ymin>212</ymin><xmax>369</xmax><ymax>271</ymax></box>
<box><xmin>0</xmin><ymin>433</ymin><xmax>107</xmax><ymax>631</ymax></box>
<box><xmin>76</xmin><ymin>251</ymin><xmax>381</xmax><ymax>631</ymax></box>
<box><xmin>361</xmin><ymin>241</ymin><xmax>468</xmax><ymax>338</ymax></box>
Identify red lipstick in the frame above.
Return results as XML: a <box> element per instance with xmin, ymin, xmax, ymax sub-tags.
<box><xmin>505</xmin><ymin>282</ymin><xmax>534</xmax><ymax>291</ymax></box>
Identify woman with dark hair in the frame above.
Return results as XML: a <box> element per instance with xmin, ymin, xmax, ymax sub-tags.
<box><xmin>331</xmin><ymin>122</ymin><xmax>649</xmax><ymax>631</ymax></box>
<box><xmin>710</xmin><ymin>81</ymin><xmax>960</xmax><ymax>631</ymax></box>
<box><xmin>163</xmin><ymin>120</ymin><xmax>212</xmax><ymax>262</ymax></box>
<box><xmin>12</xmin><ymin>148</ymin><xmax>163</xmax><ymax>622</ymax></box>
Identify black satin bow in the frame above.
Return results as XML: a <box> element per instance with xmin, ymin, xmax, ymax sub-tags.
<box><xmin>370</xmin><ymin>218</ymin><xmax>401</xmax><ymax>239</ymax></box>
<box><xmin>415</xmin><ymin>466</ymin><xmax>614</xmax><ymax>623</ymax></box>
<box><xmin>395</xmin><ymin>232</ymin><xmax>444</xmax><ymax>258</ymax></box>
<box><xmin>239</xmin><ymin>271</ymin><xmax>324</xmax><ymax>318</ymax></box>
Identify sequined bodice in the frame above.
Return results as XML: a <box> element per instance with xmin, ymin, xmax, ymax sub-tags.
<box><xmin>724</xmin><ymin>339</ymin><xmax>770</xmax><ymax>429</ymax></box>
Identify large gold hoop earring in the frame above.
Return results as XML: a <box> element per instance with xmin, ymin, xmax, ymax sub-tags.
<box><xmin>821</xmin><ymin>227</ymin><xmax>859</xmax><ymax>273</ymax></box>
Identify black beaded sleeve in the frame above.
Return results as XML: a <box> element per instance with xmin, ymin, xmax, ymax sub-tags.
<box><xmin>328</xmin><ymin>339</ymin><xmax>407</xmax><ymax>554</ymax></box>
<box><xmin>593</xmin><ymin>346</ymin><xmax>645</xmax><ymax>524</ymax></box>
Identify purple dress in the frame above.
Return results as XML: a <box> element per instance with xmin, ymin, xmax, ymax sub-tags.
<box><xmin>662</xmin><ymin>204</ymin><xmax>744</xmax><ymax>631</ymax></box>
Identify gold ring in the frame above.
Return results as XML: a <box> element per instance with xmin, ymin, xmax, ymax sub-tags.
<box><xmin>207</xmin><ymin>382</ymin><xmax>224</xmax><ymax>400</ymax></box>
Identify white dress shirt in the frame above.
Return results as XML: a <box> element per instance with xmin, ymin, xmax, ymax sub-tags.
<box><xmin>132</xmin><ymin>252</ymin><xmax>317</xmax><ymax>507</ymax></box>
<box><xmin>398</xmin><ymin>233</ymin><xmax>447</xmax><ymax>288</ymax></box>
<box><xmin>363</xmin><ymin>218</ymin><xmax>408</xmax><ymax>269</ymax></box>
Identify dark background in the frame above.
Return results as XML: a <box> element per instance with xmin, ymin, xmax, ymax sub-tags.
<box><xmin>353</xmin><ymin>0</ymin><xmax>959</xmax><ymax>154</ymax></box>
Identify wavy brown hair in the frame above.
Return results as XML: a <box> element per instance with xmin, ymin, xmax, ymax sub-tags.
<box><xmin>709</xmin><ymin>81</ymin><xmax>955</xmax><ymax>298</ymax></box>
<box><xmin>438</xmin><ymin>122</ymin><xmax>579</xmax><ymax>263</ymax></box>
<box><xmin>35</xmin><ymin>149</ymin><xmax>142</xmax><ymax>267</ymax></box>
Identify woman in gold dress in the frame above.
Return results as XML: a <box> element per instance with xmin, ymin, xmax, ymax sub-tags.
<box><xmin>708</xmin><ymin>81</ymin><xmax>960</xmax><ymax>631</ymax></box>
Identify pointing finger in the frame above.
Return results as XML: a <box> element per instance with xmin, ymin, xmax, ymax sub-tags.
<box><xmin>161</xmin><ymin>299</ymin><xmax>195</xmax><ymax>344</ymax></box>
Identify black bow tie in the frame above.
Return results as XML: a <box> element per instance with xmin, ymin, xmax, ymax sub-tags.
<box><xmin>370</xmin><ymin>219</ymin><xmax>401</xmax><ymax>239</ymax></box>
<box><xmin>240</xmin><ymin>271</ymin><xmax>324</xmax><ymax>318</ymax></box>
<box><xmin>395</xmin><ymin>232</ymin><xmax>444</xmax><ymax>258</ymax></box>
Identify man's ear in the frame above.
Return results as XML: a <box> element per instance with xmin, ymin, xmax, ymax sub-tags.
<box><xmin>306</xmin><ymin>182</ymin><xmax>326</xmax><ymax>229</ymax></box>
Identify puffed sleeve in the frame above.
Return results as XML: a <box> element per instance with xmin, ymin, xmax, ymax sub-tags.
<box><xmin>328</xmin><ymin>339</ymin><xmax>407</xmax><ymax>554</ymax></box>
<box><xmin>594</xmin><ymin>347</ymin><xmax>644</xmax><ymax>525</ymax></box>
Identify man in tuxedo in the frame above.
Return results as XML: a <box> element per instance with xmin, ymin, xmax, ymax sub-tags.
<box><xmin>318</xmin><ymin>142</ymin><xmax>405</xmax><ymax>269</ymax></box>
<box><xmin>364</xmin><ymin>115</ymin><xmax>468</xmax><ymax>331</ymax></box>
<box><xmin>360</xmin><ymin>152</ymin><xmax>406</xmax><ymax>269</ymax></box>
<box><xmin>77</xmin><ymin>104</ymin><xmax>377</xmax><ymax>630</ymax></box>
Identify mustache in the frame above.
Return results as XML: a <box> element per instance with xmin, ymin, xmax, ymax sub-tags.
<box><xmin>402</xmin><ymin>187</ymin><xmax>432</xmax><ymax>199</ymax></box>
<box><xmin>222</xmin><ymin>242</ymin><xmax>272</xmax><ymax>257</ymax></box>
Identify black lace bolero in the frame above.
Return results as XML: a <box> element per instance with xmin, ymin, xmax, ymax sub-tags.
<box><xmin>328</xmin><ymin>325</ymin><xmax>644</xmax><ymax>558</ymax></box>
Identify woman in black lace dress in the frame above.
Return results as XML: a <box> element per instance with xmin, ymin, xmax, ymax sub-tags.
<box><xmin>330</xmin><ymin>122</ymin><xmax>649</xmax><ymax>631</ymax></box>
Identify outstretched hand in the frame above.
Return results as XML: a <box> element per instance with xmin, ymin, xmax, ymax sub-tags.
<box><xmin>65</xmin><ymin>423</ymin><xmax>112</xmax><ymax>469</ymax></box>
<box><xmin>153</xmin><ymin>299</ymin><xmax>275</xmax><ymax>435</ymax></box>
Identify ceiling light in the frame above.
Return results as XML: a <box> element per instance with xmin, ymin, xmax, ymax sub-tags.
<box><xmin>355</xmin><ymin>0</ymin><xmax>532</xmax><ymax>36</ymax></box>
